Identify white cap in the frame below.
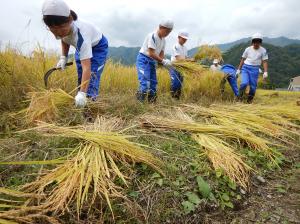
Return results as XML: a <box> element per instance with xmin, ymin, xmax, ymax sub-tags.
<box><xmin>159</xmin><ymin>19</ymin><xmax>174</xmax><ymax>29</ymax></box>
<box><xmin>42</xmin><ymin>0</ymin><xmax>70</xmax><ymax>17</ymax></box>
<box><xmin>178</xmin><ymin>31</ymin><xmax>189</xmax><ymax>40</ymax></box>
<box><xmin>252</xmin><ymin>33</ymin><xmax>263</xmax><ymax>41</ymax></box>
<box><xmin>213</xmin><ymin>59</ymin><xmax>219</xmax><ymax>64</ymax></box>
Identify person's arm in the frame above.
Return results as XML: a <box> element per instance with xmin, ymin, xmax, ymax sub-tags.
<box><xmin>61</xmin><ymin>40</ymin><xmax>70</xmax><ymax>56</ymax></box>
<box><xmin>262</xmin><ymin>60</ymin><xmax>268</xmax><ymax>73</ymax></box>
<box><xmin>79</xmin><ymin>59</ymin><xmax>91</xmax><ymax>92</ymax></box>
<box><xmin>56</xmin><ymin>41</ymin><xmax>70</xmax><ymax>69</ymax></box>
<box><xmin>159</xmin><ymin>50</ymin><xmax>165</xmax><ymax>60</ymax></box>
<box><xmin>148</xmin><ymin>48</ymin><xmax>164</xmax><ymax>63</ymax></box>
<box><xmin>237</xmin><ymin>58</ymin><xmax>246</xmax><ymax>70</ymax></box>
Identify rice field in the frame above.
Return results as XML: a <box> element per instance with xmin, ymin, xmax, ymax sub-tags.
<box><xmin>0</xmin><ymin>48</ymin><xmax>300</xmax><ymax>223</ymax></box>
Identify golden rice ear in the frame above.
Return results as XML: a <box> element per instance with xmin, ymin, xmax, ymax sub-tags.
<box><xmin>192</xmin><ymin>134</ymin><xmax>251</xmax><ymax>189</ymax></box>
<box><xmin>194</xmin><ymin>44</ymin><xmax>223</xmax><ymax>61</ymax></box>
<box><xmin>14</xmin><ymin>122</ymin><xmax>164</xmax><ymax>217</ymax></box>
<box><xmin>141</xmin><ymin>111</ymin><xmax>280</xmax><ymax>163</ymax></box>
<box><xmin>19</xmin><ymin>89</ymin><xmax>75</xmax><ymax>125</ymax></box>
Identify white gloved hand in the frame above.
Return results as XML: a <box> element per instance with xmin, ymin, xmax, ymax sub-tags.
<box><xmin>162</xmin><ymin>59</ymin><xmax>172</xmax><ymax>67</ymax></box>
<box><xmin>263</xmin><ymin>72</ymin><xmax>268</xmax><ymax>79</ymax></box>
<box><xmin>56</xmin><ymin>56</ymin><xmax>67</xmax><ymax>70</ymax></box>
<box><xmin>259</xmin><ymin>68</ymin><xmax>263</xmax><ymax>74</ymax></box>
<box><xmin>75</xmin><ymin>91</ymin><xmax>87</xmax><ymax>108</ymax></box>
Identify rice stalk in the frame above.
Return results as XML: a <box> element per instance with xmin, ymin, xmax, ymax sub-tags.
<box><xmin>182</xmin><ymin>104</ymin><xmax>300</xmax><ymax>144</ymax></box>
<box><xmin>18</xmin><ymin>121</ymin><xmax>163</xmax><ymax>216</ymax></box>
<box><xmin>194</xmin><ymin>45</ymin><xmax>223</xmax><ymax>61</ymax></box>
<box><xmin>19</xmin><ymin>89</ymin><xmax>75</xmax><ymax>124</ymax></box>
<box><xmin>171</xmin><ymin>61</ymin><xmax>206</xmax><ymax>77</ymax></box>
<box><xmin>141</xmin><ymin>111</ymin><xmax>279</xmax><ymax>162</ymax></box>
<box><xmin>192</xmin><ymin>134</ymin><xmax>251</xmax><ymax>189</ymax></box>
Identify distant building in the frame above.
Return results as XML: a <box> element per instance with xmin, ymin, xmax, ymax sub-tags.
<box><xmin>288</xmin><ymin>76</ymin><xmax>300</xmax><ymax>91</ymax></box>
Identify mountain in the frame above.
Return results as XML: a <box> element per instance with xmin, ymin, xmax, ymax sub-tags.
<box><xmin>223</xmin><ymin>43</ymin><xmax>300</xmax><ymax>88</ymax></box>
<box><xmin>108</xmin><ymin>46</ymin><xmax>140</xmax><ymax>65</ymax></box>
<box><xmin>188</xmin><ymin>36</ymin><xmax>300</xmax><ymax>56</ymax></box>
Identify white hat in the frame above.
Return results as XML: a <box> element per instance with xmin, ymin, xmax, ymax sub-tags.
<box><xmin>213</xmin><ymin>59</ymin><xmax>219</xmax><ymax>64</ymax></box>
<box><xmin>159</xmin><ymin>19</ymin><xmax>174</xmax><ymax>29</ymax></box>
<box><xmin>42</xmin><ymin>0</ymin><xmax>70</xmax><ymax>17</ymax></box>
<box><xmin>252</xmin><ymin>33</ymin><xmax>263</xmax><ymax>41</ymax></box>
<box><xmin>178</xmin><ymin>31</ymin><xmax>189</xmax><ymax>40</ymax></box>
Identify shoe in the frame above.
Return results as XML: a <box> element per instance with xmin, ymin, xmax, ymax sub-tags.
<box><xmin>136</xmin><ymin>91</ymin><xmax>147</xmax><ymax>102</ymax></box>
<box><xmin>247</xmin><ymin>95</ymin><xmax>254</xmax><ymax>104</ymax></box>
<box><xmin>148</xmin><ymin>93</ymin><xmax>157</xmax><ymax>103</ymax></box>
<box><xmin>171</xmin><ymin>89</ymin><xmax>181</xmax><ymax>100</ymax></box>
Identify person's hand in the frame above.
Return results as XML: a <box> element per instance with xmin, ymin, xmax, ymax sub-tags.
<box><xmin>263</xmin><ymin>72</ymin><xmax>268</xmax><ymax>79</ymax></box>
<box><xmin>162</xmin><ymin>59</ymin><xmax>172</xmax><ymax>67</ymax></box>
<box><xmin>75</xmin><ymin>91</ymin><xmax>87</xmax><ymax>108</ymax></box>
<box><xmin>56</xmin><ymin>56</ymin><xmax>67</xmax><ymax>70</ymax></box>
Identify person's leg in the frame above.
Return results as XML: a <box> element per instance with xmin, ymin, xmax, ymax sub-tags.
<box><xmin>86</xmin><ymin>36</ymin><xmax>109</xmax><ymax>100</ymax></box>
<box><xmin>238</xmin><ymin>65</ymin><xmax>250</xmax><ymax>99</ymax></box>
<box><xmin>170</xmin><ymin>68</ymin><xmax>183</xmax><ymax>99</ymax></box>
<box><xmin>248</xmin><ymin>66</ymin><xmax>260</xmax><ymax>103</ymax></box>
<box><xmin>148</xmin><ymin>61</ymin><xmax>157</xmax><ymax>103</ymax></box>
<box><xmin>227</xmin><ymin>75</ymin><xmax>239</xmax><ymax>97</ymax></box>
<box><xmin>136</xmin><ymin>54</ymin><xmax>150</xmax><ymax>102</ymax></box>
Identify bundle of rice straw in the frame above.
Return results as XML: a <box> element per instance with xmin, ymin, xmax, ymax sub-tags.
<box><xmin>182</xmin><ymin>104</ymin><xmax>300</xmax><ymax>146</ymax></box>
<box><xmin>171</xmin><ymin>61</ymin><xmax>206</xmax><ymax>77</ymax></box>
<box><xmin>193</xmin><ymin>134</ymin><xmax>251</xmax><ymax>189</ymax></box>
<box><xmin>11</xmin><ymin>120</ymin><xmax>163</xmax><ymax>217</ymax></box>
<box><xmin>20</xmin><ymin>89</ymin><xmax>74</xmax><ymax>124</ymax></box>
<box><xmin>194</xmin><ymin>45</ymin><xmax>223</xmax><ymax>61</ymax></box>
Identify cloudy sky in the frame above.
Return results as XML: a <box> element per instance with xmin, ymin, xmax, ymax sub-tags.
<box><xmin>0</xmin><ymin>0</ymin><xmax>299</xmax><ymax>54</ymax></box>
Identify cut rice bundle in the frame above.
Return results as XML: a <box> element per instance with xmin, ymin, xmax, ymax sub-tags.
<box><xmin>15</xmin><ymin>121</ymin><xmax>163</xmax><ymax>216</ymax></box>
<box><xmin>20</xmin><ymin>89</ymin><xmax>74</xmax><ymax>124</ymax></box>
<box><xmin>192</xmin><ymin>134</ymin><xmax>251</xmax><ymax>189</ymax></box>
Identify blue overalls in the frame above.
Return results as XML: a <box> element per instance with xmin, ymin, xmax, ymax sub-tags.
<box><xmin>239</xmin><ymin>64</ymin><xmax>260</xmax><ymax>97</ymax></box>
<box><xmin>136</xmin><ymin>53</ymin><xmax>157</xmax><ymax>99</ymax></box>
<box><xmin>220</xmin><ymin>64</ymin><xmax>239</xmax><ymax>97</ymax></box>
<box><xmin>169</xmin><ymin>68</ymin><xmax>183</xmax><ymax>94</ymax></box>
<box><xmin>75</xmin><ymin>35</ymin><xmax>108</xmax><ymax>100</ymax></box>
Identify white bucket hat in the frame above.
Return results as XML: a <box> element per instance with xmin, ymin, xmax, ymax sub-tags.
<box><xmin>178</xmin><ymin>31</ymin><xmax>189</xmax><ymax>40</ymax></box>
<box><xmin>42</xmin><ymin>0</ymin><xmax>70</xmax><ymax>17</ymax></box>
<box><xmin>252</xmin><ymin>33</ymin><xmax>263</xmax><ymax>41</ymax></box>
<box><xmin>159</xmin><ymin>19</ymin><xmax>174</xmax><ymax>29</ymax></box>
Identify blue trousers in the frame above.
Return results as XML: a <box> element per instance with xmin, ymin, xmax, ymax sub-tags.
<box><xmin>169</xmin><ymin>68</ymin><xmax>183</xmax><ymax>92</ymax></box>
<box><xmin>75</xmin><ymin>35</ymin><xmax>108</xmax><ymax>99</ymax></box>
<box><xmin>239</xmin><ymin>64</ymin><xmax>260</xmax><ymax>97</ymax></box>
<box><xmin>136</xmin><ymin>53</ymin><xmax>157</xmax><ymax>95</ymax></box>
<box><xmin>221</xmin><ymin>64</ymin><xmax>239</xmax><ymax>97</ymax></box>
<box><xmin>227</xmin><ymin>75</ymin><xmax>239</xmax><ymax>97</ymax></box>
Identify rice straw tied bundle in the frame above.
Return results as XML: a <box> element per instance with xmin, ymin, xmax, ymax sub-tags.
<box><xmin>194</xmin><ymin>44</ymin><xmax>223</xmax><ymax>61</ymax></box>
<box><xmin>20</xmin><ymin>88</ymin><xmax>75</xmax><ymax>124</ymax></box>
<box><xmin>193</xmin><ymin>134</ymin><xmax>251</xmax><ymax>189</ymax></box>
<box><xmin>18</xmin><ymin>121</ymin><xmax>163</xmax><ymax>216</ymax></box>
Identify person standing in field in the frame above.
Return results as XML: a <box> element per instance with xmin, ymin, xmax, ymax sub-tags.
<box><xmin>236</xmin><ymin>33</ymin><xmax>268</xmax><ymax>103</ymax></box>
<box><xmin>169</xmin><ymin>31</ymin><xmax>190</xmax><ymax>100</ymax></box>
<box><xmin>42</xmin><ymin>0</ymin><xmax>108</xmax><ymax>108</ymax></box>
<box><xmin>210</xmin><ymin>59</ymin><xmax>222</xmax><ymax>72</ymax></box>
<box><xmin>136</xmin><ymin>20</ymin><xmax>174</xmax><ymax>103</ymax></box>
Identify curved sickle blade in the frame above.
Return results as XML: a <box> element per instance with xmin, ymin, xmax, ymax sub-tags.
<box><xmin>44</xmin><ymin>68</ymin><xmax>57</xmax><ymax>88</ymax></box>
<box><xmin>43</xmin><ymin>62</ymin><xmax>73</xmax><ymax>88</ymax></box>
